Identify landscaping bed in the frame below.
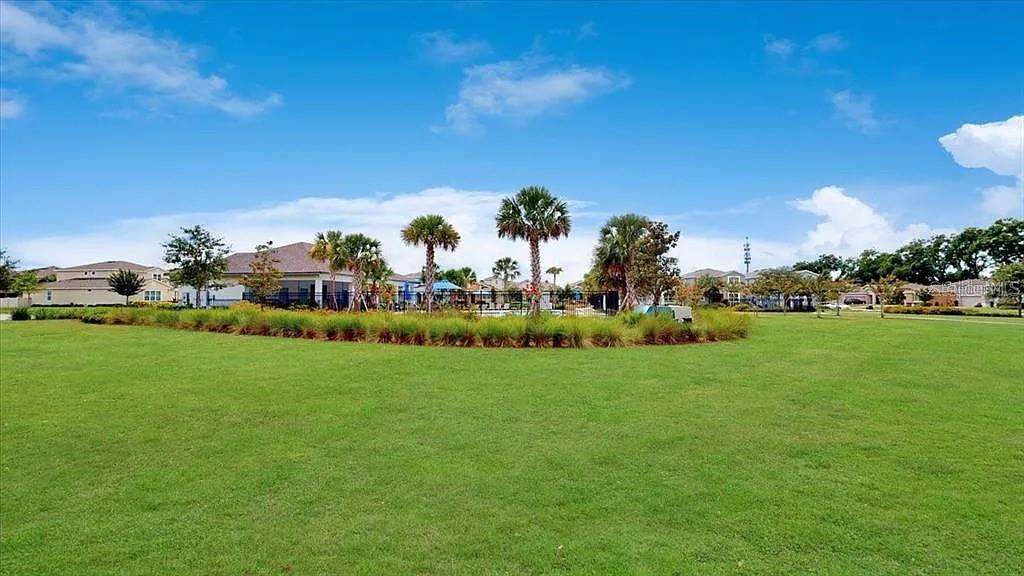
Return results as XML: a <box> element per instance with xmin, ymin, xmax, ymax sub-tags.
<box><xmin>882</xmin><ymin>305</ymin><xmax>1021</xmax><ymax>318</ymax></box>
<box><xmin>10</xmin><ymin>305</ymin><xmax>751</xmax><ymax>347</ymax></box>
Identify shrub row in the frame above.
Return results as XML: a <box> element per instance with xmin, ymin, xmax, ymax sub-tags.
<box><xmin>13</xmin><ymin>305</ymin><xmax>752</xmax><ymax>348</ymax></box>
<box><xmin>882</xmin><ymin>305</ymin><xmax>1020</xmax><ymax>318</ymax></box>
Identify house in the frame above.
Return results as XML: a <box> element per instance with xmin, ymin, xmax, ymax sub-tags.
<box><xmin>177</xmin><ymin>242</ymin><xmax>404</xmax><ymax>308</ymax></box>
<box><xmin>841</xmin><ymin>278</ymin><xmax>996</xmax><ymax>307</ymax></box>
<box><xmin>31</xmin><ymin>261</ymin><xmax>174</xmax><ymax>306</ymax></box>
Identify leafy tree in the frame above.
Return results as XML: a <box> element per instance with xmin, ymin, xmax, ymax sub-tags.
<box><xmin>633</xmin><ymin>220</ymin><xmax>681</xmax><ymax>304</ymax></box>
<box><xmin>401</xmin><ymin>215</ymin><xmax>460</xmax><ymax>313</ymax></box>
<box><xmin>492</xmin><ymin>257</ymin><xmax>520</xmax><ymax>284</ymax></box>
<box><xmin>793</xmin><ymin>253</ymin><xmax>849</xmax><ymax>277</ymax></box>
<box><xmin>107</xmin><ymin>269</ymin><xmax>146</xmax><ymax>305</ymax></box>
<box><xmin>695</xmin><ymin>274</ymin><xmax>725</xmax><ymax>304</ymax></box>
<box><xmin>754</xmin><ymin>268</ymin><xmax>801</xmax><ymax>313</ymax></box>
<box><xmin>915</xmin><ymin>287</ymin><xmax>935</xmax><ymax>305</ymax></box>
<box><xmin>340</xmin><ymin>233</ymin><xmax>382</xmax><ymax>311</ymax></box>
<box><xmin>871</xmin><ymin>275</ymin><xmax>905</xmax><ymax>318</ymax></box>
<box><xmin>241</xmin><ymin>242</ymin><xmax>284</xmax><ymax>308</ymax></box>
<box><xmin>989</xmin><ymin>262</ymin><xmax>1024</xmax><ymax>317</ymax></box>
<box><xmin>496</xmin><ymin>186</ymin><xmax>571</xmax><ymax>315</ymax></box>
<box><xmin>311</xmin><ymin>230</ymin><xmax>346</xmax><ymax>309</ymax></box>
<box><xmin>983</xmin><ymin>218</ymin><xmax>1024</xmax><ymax>266</ymax></box>
<box><xmin>944</xmin><ymin>228</ymin><xmax>988</xmax><ymax>281</ymax></box>
<box><xmin>892</xmin><ymin>238</ymin><xmax>943</xmax><ymax>284</ymax></box>
<box><xmin>162</xmin><ymin>225</ymin><xmax>229</xmax><ymax>308</ymax></box>
<box><xmin>438</xmin><ymin>266</ymin><xmax>476</xmax><ymax>288</ymax></box>
<box><xmin>847</xmin><ymin>249</ymin><xmax>898</xmax><ymax>284</ymax></box>
<box><xmin>10</xmin><ymin>271</ymin><xmax>39</xmax><ymax>298</ymax></box>
<box><xmin>0</xmin><ymin>249</ymin><xmax>18</xmax><ymax>293</ymax></box>
<box><xmin>546</xmin><ymin>266</ymin><xmax>563</xmax><ymax>286</ymax></box>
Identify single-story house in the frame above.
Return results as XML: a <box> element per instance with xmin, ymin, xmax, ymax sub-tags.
<box><xmin>177</xmin><ymin>242</ymin><xmax>404</xmax><ymax>308</ymax></box>
<box><xmin>31</xmin><ymin>261</ymin><xmax>174</xmax><ymax>306</ymax></box>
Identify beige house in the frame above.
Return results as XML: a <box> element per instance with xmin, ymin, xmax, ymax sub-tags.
<box><xmin>32</xmin><ymin>261</ymin><xmax>174</xmax><ymax>306</ymax></box>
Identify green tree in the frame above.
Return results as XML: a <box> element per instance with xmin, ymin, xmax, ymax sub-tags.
<box><xmin>438</xmin><ymin>266</ymin><xmax>477</xmax><ymax>288</ymax></box>
<box><xmin>0</xmin><ymin>249</ymin><xmax>18</xmax><ymax>293</ymax></box>
<box><xmin>793</xmin><ymin>253</ymin><xmax>849</xmax><ymax>277</ymax></box>
<box><xmin>990</xmin><ymin>262</ymin><xmax>1024</xmax><ymax>317</ymax></box>
<box><xmin>755</xmin><ymin>268</ymin><xmax>801</xmax><ymax>313</ymax></box>
<box><xmin>107</xmin><ymin>269</ymin><xmax>146</xmax><ymax>305</ymax></box>
<box><xmin>915</xmin><ymin>287</ymin><xmax>935</xmax><ymax>305</ymax></box>
<box><xmin>10</xmin><ymin>270</ymin><xmax>39</xmax><ymax>298</ymax></box>
<box><xmin>340</xmin><ymin>233</ymin><xmax>382</xmax><ymax>311</ymax></box>
<box><xmin>496</xmin><ymin>186</ymin><xmax>571</xmax><ymax>315</ymax></box>
<box><xmin>695</xmin><ymin>274</ymin><xmax>725</xmax><ymax>304</ymax></box>
<box><xmin>594</xmin><ymin>214</ymin><xmax>651</xmax><ymax>311</ymax></box>
<box><xmin>546</xmin><ymin>266</ymin><xmax>563</xmax><ymax>286</ymax></box>
<box><xmin>311</xmin><ymin>230</ymin><xmax>346</xmax><ymax>309</ymax></box>
<box><xmin>983</xmin><ymin>218</ymin><xmax>1024</xmax><ymax>266</ymax></box>
<box><xmin>241</xmin><ymin>242</ymin><xmax>284</xmax><ymax>308</ymax></box>
<box><xmin>871</xmin><ymin>275</ymin><xmax>905</xmax><ymax>318</ymax></box>
<box><xmin>401</xmin><ymin>215</ymin><xmax>461</xmax><ymax>313</ymax></box>
<box><xmin>632</xmin><ymin>220</ymin><xmax>681</xmax><ymax>304</ymax></box>
<box><xmin>944</xmin><ymin>228</ymin><xmax>988</xmax><ymax>281</ymax></box>
<box><xmin>162</xmin><ymin>225</ymin><xmax>229</xmax><ymax>308</ymax></box>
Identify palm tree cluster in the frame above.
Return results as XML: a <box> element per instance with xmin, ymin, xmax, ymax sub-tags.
<box><xmin>309</xmin><ymin>231</ymin><xmax>385</xmax><ymax>310</ymax></box>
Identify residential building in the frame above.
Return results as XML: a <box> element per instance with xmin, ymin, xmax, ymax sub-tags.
<box><xmin>177</xmin><ymin>242</ymin><xmax>404</xmax><ymax>308</ymax></box>
<box><xmin>31</xmin><ymin>261</ymin><xmax>174</xmax><ymax>306</ymax></box>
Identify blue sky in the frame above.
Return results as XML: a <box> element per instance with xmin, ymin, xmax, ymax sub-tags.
<box><xmin>2</xmin><ymin>1</ymin><xmax>1022</xmax><ymax>278</ymax></box>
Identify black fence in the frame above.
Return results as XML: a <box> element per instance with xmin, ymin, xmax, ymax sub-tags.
<box><xmin>217</xmin><ymin>289</ymin><xmax>621</xmax><ymax>316</ymax></box>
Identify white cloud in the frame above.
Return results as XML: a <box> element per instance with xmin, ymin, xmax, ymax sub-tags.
<box><xmin>444</xmin><ymin>54</ymin><xmax>630</xmax><ymax>132</ymax></box>
<box><xmin>0</xmin><ymin>1</ymin><xmax>280</xmax><ymax>117</ymax></box>
<box><xmin>828</xmin><ymin>89</ymin><xmax>879</xmax><ymax>133</ymax></box>
<box><xmin>939</xmin><ymin>115</ymin><xmax>1023</xmax><ymax>178</ymax></box>
<box><xmin>0</xmin><ymin>89</ymin><xmax>26</xmax><ymax>118</ymax></box>
<box><xmin>812</xmin><ymin>33</ymin><xmax>846</xmax><ymax>53</ymax></box>
<box><xmin>414</xmin><ymin>31</ymin><xmax>491</xmax><ymax>64</ymax></box>
<box><xmin>9</xmin><ymin>185</ymin><xmax>940</xmax><ymax>281</ymax></box>
<box><xmin>763</xmin><ymin>35</ymin><xmax>795</xmax><ymax>58</ymax></box>
<box><xmin>791</xmin><ymin>185</ymin><xmax>934</xmax><ymax>255</ymax></box>
<box><xmin>980</xmin><ymin>185</ymin><xmax>1023</xmax><ymax>217</ymax></box>
<box><xmin>579</xmin><ymin>21</ymin><xmax>598</xmax><ymax>40</ymax></box>
<box><xmin>8</xmin><ymin>188</ymin><xmax>601</xmax><ymax>282</ymax></box>
<box><xmin>940</xmin><ymin>115</ymin><xmax>1024</xmax><ymax>216</ymax></box>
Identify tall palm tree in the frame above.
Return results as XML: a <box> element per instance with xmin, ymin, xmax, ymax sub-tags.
<box><xmin>546</xmin><ymin>266</ymin><xmax>563</xmax><ymax>287</ymax></box>
<box><xmin>492</xmin><ymin>257</ymin><xmax>520</xmax><ymax>286</ymax></box>
<box><xmin>310</xmin><ymin>230</ymin><xmax>345</xmax><ymax>309</ymax></box>
<box><xmin>363</xmin><ymin>255</ymin><xmax>394</xmax><ymax>310</ymax></box>
<box><xmin>340</xmin><ymin>233</ymin><xmax>383</xmax><ymax>311</ymax></box>
<box><xmin>495</xmin><ymin>186</ymin><xmax>571</xmax><ymax>315</ymax></box>
<box><xmin>401</xmin><ymin>215</ymin><xmax>460</xmax><ymax>313</ymax></box>
<box><xmin>595</xmin><ymin>213</ymin><xmax>650</xmax><ymax>311</ymax></box>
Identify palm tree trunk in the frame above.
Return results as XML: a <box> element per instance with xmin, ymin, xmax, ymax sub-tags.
<box><xmin>425</xmin><ymin>243</ymin><xmax>436</xmax><ymax>313</ymax></box>
<box><xmin>350</xmin><ymin>269</ymin><xmax>362</xmax><ymax>311</ymax></box>
<box><xmin>529</xmin><ymin>237</ymin><xmax>541</xmax><ymax>316</ymax></box>
<box><xmin>125</xmin><ymin>294</ymin><xmax>129</xmax><ymax>306</ymax></box>
<box><xmin>330</xmin><ymin>272</ymin><xmax>337</xmax><ymax>310</ymax></box>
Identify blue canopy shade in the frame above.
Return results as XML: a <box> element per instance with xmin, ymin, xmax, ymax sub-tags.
<box><xmin>433</xmin><ymin>280</ymin><xmax>463</xmax><ymax>291</ymax></box>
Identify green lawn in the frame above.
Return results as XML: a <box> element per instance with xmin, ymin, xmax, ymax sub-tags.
<box><xmin>1</xmin><ymin>315</ymin><xmax>1021</xmax><ymax>575</ymax></box>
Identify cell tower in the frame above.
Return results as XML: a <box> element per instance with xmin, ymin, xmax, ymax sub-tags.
<box><xmin>743</xmin><ymin>236</ymin><xmax>751</xmax><ymax>275</ymax></box>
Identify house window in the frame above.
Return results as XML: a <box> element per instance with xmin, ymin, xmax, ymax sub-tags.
<box><xmin>144</xmin><ymin>291</ymin><xmax>161</xmax><ymax>301</ymax></box>
<box><xmin>46</xmin><ymin>290</ymin><xmax>52</xmax><ymax>301</ymax></box>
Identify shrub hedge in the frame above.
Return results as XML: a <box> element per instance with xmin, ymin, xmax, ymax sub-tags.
<box><xmin>12</xmin><ymin>306</ymin><xmax>752</xmax><ymax>348</ymax></box>
<box><xmin>883</xmin><ymin>305</ymin><xmax>1020</xmax><ymax>318</ymax></box>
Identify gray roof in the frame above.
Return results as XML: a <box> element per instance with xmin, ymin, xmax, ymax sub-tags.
<box><xmin>681</xmin><ymin>268</ymin><xmax>745</xmax><ymax>279</ymax></box>
<box><xmin>59</xmin><ymin>260</ymin><xmax>154</xmax><ymax>272</ymax></box>
<box><xmin>226</xmin><ymin>242</ymin><xmax>331</xmax><ymax>274</ymax></box>
<box><xmin>41</xmin><ymin>277</ymin><xmax>173</xmax><ymax>289</ymax></box>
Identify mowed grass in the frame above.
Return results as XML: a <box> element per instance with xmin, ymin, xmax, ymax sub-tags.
<box><xmin>1</xmin><ymin>315</ymin><xmax>1021</xmax><ymax>575</ymax></box>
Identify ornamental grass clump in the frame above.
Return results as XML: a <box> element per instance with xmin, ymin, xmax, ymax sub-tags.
<box><xmin>694</xmin><ymin>309</ymin><xmax>751</xmax><ymax>342</ymax></box>
<box><xmin>476</xmin><ymin>318</ymin><xmax>514</xmax><ymax>347</ymax></box>
<box><xmin>590</xmin><ymin>321</ymin><xmax>624</xmax><ymax>347</ymax></box>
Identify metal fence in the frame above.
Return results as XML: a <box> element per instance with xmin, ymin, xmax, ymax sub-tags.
<box><xmin>214</xmin><ymin>289</ymin><xmax>622</xmax><ymax>316</ymax></box>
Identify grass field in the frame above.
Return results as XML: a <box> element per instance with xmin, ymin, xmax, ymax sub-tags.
<box><xmin>1</xmin><ymin>314</ymin><xmax>1021</xmax><ymax>575</ymax></box>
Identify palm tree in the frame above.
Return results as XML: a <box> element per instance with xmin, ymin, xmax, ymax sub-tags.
<box><xmin>363</xmin><ymin>255</ymin><xmax>394</xmax><ymax>310</ymax></box>
<box><xmin>492</xmin><ymin>257</ymin><xmax>520</xmax><ymax>286</ymax></box>
<box><xmin>311</xmin><ymin>230</ymin><xmax>345</xmax><ymax>309</ymax></box>
<box><xmin>340</xmin><ymin>233</ymin><xmax>383</xmax><ymax>311</ymax></box>
<box><xmin>107</xmin><ymin>269</ymin><xmax>146</xmax><ymax>305</ymax></box>
<box><xmin>594</xmin><ymin>213</ymin><xmax>650</xmax><ymax>311</ymax></box>
<box><xmin>546</xmin><ymin>266</ymin><xmax>563</xmax><ymax>287</ymax></box>
<box><xmin>401</xmin><ymin>215</ymin><xmax>460</xmax><ymax>313</ymax></box>
<box><xmin>495</xmin><ymin>186</ymin><xmax>571</xmax><ymax>315</ymax></box>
